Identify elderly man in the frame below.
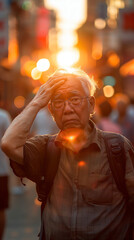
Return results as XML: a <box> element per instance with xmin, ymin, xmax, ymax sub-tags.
<box><xmin>1</xmin><ymin>68</ymin><xmax>134</xmax><ymax>240</ymax></box>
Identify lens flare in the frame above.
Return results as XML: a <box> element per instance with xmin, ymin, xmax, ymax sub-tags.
<box><xmin>66</xmin><ymin>135</ymin><xmax>76</xmax><ymax>141</ymax></box>
<box><xmin>78</xmin><ymin>161</ymin><xmax>85</xmax><ymax>166</ymax></box>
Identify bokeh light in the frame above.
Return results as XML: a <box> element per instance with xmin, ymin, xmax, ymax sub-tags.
<box><xmin>103</xmin><ymin>85</ymin><xmax>114</xmax><ymax>98</ymax></box>
<box><xmin>103</xmin><ymin>76</ymin><xmax>116</xmax><ymax>86</ymax></box>
<box><xmin>37</xmin><ymin>58</ymin><xmax>50</xmax><ymax>72</ymax></box>
<box><xmin>22</xmin><ymin>0</ymin><xmax>32</xmax><ymax>10</ymax></box>
<box><xmin>14</xmin><ymin>96</ymin><xmax>25</xmax><ymax>109</ymax></box>
<box><xmin>31</xmin><ymin>67</ymin><xmax>42</xmax><ymax>80</ymax></box>
<box><xmin>107</xmin><ymin>53</ymin><xmax>120</xmax><ymax>67</ymax></box>
<box><xmin>21</xmin><ymin>60</ymin><xmax>36</xmax><ymax>77</ymax></box>
<box><xmin>94</xmin><ymin>18</ymin><xmax>106</xmax><ymax>30</ymax></box>
<box><xmin>120</xmin><ymin>59</ymin><xmax>134</xmax><ymax>76</ymax></box>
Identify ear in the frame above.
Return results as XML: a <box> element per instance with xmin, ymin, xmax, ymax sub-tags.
<box><xmin>48</xmin><ymin>102</ymin><xmax>53</xmax><ymax>115</ymax></box>
<box><xmin>89</xmin><ymin>96</ymin><xmax>95</xmax><ymax>114</ymax></box>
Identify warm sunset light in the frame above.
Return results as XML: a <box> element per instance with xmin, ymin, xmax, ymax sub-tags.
<box><xmin>103</xmin><ymin>85</ymin><xmax>114</xmax><ymax>98</ymax></box>
<box><xmin>37</xmin><ymin>58</ymin><xmax>50</xmax><ymax>72</ymax></box>
<box><xmin>34</xmin><ymin>198</ymin><xmax>41</xmax><ymax>206</ymax></box>
<box><xmin>66</xmin><ymin>136</ymin><xmax>76</xmax><ymax>141</ymax></box>
<box><xmin>94</xmin><ymin>18</ymin><xmax>106</xmax><ymax>30</ymax></box>
<box><xmin>32</xmin><ymin>87</ymin><xmax>40</xmax><ymax>94</ymax></box>
<box><xmin>114</xmin><ymin>0</ymin><xmax>125</xmax><ymax>9</ymax></box>
<box><xmin>107</xmin><ymin>19</ymin><xmax>117</xmax><ymax>29</ymax></box>
<box><xmin>57</xmin><ymin>31</ymin><xmax>78</xmax><ymax>48</ymax></box>
<box><xmin>78</xmin><ymin>161</ymin><xmax>86</xmax><ymax>167</ymax></box>
<box><xmin>57</xmin><ymin>48</ymin><xmax>80</xmax><ymax>67</ymax></box>
<box><xmin>21</xmin><ymin>60</ymin><xmax>36</xmax><ymax>77</ymax></box>
<box><xmin>92</xmin><ymin>39</ymin><xmax>103</xmax><ymax>60</ymax></box>
<box><xmin>14</xmin><ymin>96</ymin><xmax>25</xmax><ymax>109</ymax></box>
<box><xmin>120</xmin><ymin>59</ymin><xmax>134</xmax><ymax>76</ymax></box>
<box><xmin>1</xmin><ymin>39</ymin><xmax>19</xmax><ymax>68</ymax></box>
<box><xmin>45</xmin><ymin>0</ymin><xmax>87</xmax><ymax>69</ymax></box>
<box><xmin>107</xmin><ymin>53</ymin><xmax>120</xmax><ymax>67</ymax></box>
<box><xmin>107</xmin><ymin>6</ymin><xmax>118</xmax><ymax>19</ymax></box>
<box><xmin>45</xmin><ymin>0</ymin><xmax>87</xmax><ymax>29</ymax></box>
<box><xmin>31</xmin><ymin>67</ymin><xmax>42</xmax><ymax>80</ymax></box>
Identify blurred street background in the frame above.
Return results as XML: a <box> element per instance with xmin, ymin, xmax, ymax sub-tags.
<box><xmin>3</xmin><ymin>177</ymin><xmax>40</xmax><ymax>240</ymax></box>
<box><xmin>0</xmin><ymin>0</ymin><xmax>134</xmax><ymax>239</ymax></box>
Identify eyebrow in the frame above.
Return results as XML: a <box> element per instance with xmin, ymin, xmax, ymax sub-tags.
<box><xmin>53</xmin><ymin>91</ymin><xmax>82</xmax><ymax>100</ymax></box>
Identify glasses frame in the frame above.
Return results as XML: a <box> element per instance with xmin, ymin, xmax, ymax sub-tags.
<box><xmin>51</xmin><ymin>96</ymin><xmax>90</xmax><ymax>109</ymax></box>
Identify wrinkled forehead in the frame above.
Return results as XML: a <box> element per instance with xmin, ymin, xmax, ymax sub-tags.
<box><xmin>53</xmin><ymin>75</ymin><xmax>90</xmax><ymax>98</ymax></box>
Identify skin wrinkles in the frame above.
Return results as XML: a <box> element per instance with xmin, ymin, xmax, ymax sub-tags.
<box><xmin>52</xmin><ymin>90</ymin><xmax>84</xmax><ymax>101</ymax></box>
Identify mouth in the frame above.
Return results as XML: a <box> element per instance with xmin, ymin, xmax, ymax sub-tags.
<box><xmin>62</xmin><ymin>119</ymin><xmax>80</xmax><ymax>128</ymax></box>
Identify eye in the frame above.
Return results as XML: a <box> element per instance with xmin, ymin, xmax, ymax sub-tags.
<box><xmin>54</xmin><ymin>99</ymin><xmax>64</xmax><ymax>107</ymax></box>
<box><xmin>70</xmin><ymin>97</ymin><xmax>81</xmax><ymax>104</ymax></box>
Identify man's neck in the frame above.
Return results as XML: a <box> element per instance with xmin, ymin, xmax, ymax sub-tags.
<box><xmin>59</xmin><ymin>125</ymin><xmax>91</xmax><ymax>153</ymax></box>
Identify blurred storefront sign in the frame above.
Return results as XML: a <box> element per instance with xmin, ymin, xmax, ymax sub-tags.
<box><xmin>0</xmin><ymin>0</ymin><xmax>9</xmax><ymax>59</ymax></box>
<box><xmin>36</xmin><ymin>7</ymin><xmax>50</xmax><ymax>48</ymax></box>
<box><xmin>119</xmin><ymin>7</ymin><xmax>134</xmax><ymax>42</ymax></box>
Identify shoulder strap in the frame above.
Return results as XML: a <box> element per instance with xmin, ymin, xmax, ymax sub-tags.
<box><xmin>36</xmin><ymin>135</ymin><xmax>61</xmax><ymax>205</ymax></box>
<box><xmin>103</xmin><ymin>132</ymin><xmax>128</xmax><ymax>199</ymax></box>
<box><xmin>44</xmin><ymin>135</ymin><xmax>61</xmax><ymax>183</ymax></box>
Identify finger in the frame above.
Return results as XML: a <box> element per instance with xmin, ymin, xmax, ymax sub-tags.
<box><xmin>50</xmin><ymin>79</ymin><xmax>66</xmax><ymax>91</ymax></box>
<box><xmin>48</xmin><ymin>76</ymin><xmax>67</xmax><ymax>86</ymax></box>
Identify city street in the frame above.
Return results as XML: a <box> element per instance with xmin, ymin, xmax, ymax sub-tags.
<box><xmin>4</xmin><ymin>176</ymin><xmax>40</xmax><ymax>240</ymax></box>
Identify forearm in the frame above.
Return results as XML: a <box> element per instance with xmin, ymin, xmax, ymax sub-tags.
<box><xmin>1</xmin><ymin>100</ymin><xmax>40</xmax><ymax>159</ymax></box>
<box><xmin>1</xmin><ymin>75</ymin><xmax>66</xmax><ymax>162</ymax></box>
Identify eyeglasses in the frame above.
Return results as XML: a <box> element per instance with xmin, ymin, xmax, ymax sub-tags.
<box><xmin>51</xmin><ymin>96</ymin><xmax>90</xmax><ymax>109</ymax></box>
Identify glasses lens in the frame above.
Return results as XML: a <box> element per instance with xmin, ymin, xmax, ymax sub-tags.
<box><xmin>70</xmin><ymin>97</ymin><xmax>81</xmax><ymax>105</ymax></box>
<box><xmin>53</xmin><ymin>100</ymin><xmax>64</xmax><ymax>108</ymax></box>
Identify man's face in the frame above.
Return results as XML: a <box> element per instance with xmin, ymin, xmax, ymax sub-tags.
<box><xmin>49</xmin><ymin>76</ymin><xmax>95</xmax><ymax>130</ymax></box>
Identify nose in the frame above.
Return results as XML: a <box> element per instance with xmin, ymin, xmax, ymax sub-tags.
<box><xmin>63</xmin><ymin>100</ymin><xmax>74</xmax><ymax>114</ymax></box>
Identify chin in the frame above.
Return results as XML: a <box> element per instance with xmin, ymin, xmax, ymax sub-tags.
<box><xmin>62</xmin><ymin>123</ymin><xmax>82</xmax><ymax>130</ymax></box>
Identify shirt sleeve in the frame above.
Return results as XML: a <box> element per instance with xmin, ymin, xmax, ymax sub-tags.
<box><xmin>10</xmin><ymin>135</ymin><xmax>49</xmax><ymax>181</ymax></box>
<box><xmin>23</xmin><ymin>135</ymin><xmax>49</xmax><ymax>182</ymax></box>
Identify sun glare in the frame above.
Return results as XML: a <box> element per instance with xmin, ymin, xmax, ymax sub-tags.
<box><xmin>57</xmin><ymin>48</ymin><xmax>80</xmax><ymax>67</ymax></box>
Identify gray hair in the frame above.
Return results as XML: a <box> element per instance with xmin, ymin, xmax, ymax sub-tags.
<box><xmin>49</xmin><ymin>67</ymin><xmax>97</xmax><ymax>96</ymax></box>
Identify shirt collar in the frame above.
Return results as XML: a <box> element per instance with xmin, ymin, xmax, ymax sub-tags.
<box><xmin>55</xmin><ymin>119</ymin><xmax>101</xmax><ymax>152</ymax></box>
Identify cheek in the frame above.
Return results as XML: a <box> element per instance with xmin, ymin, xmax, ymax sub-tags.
<box><xmin>52</xmin><ymin>110</ymin><xmax>63</xmax><ymax>128</ymax></box>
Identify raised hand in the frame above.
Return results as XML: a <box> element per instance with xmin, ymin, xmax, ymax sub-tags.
<box><xmin>32</xmin><ymin>76</ymin><xmax>66</xmax><ymax>110</ymax></box>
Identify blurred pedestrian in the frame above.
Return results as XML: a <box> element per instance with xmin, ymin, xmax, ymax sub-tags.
<box><xmin>111</xmin><ymin>93</ymin><xmax>134</xmax><ymax>145</ymax></box>
<box><xmin>97</xmin><ymin>97</ymin><xmax>122</xmax><ymax>133</ymax></box>
<box><xmin>0</xmin><ymin>103</ymin><xmax>11</xmax><ymax>239</ymax></box>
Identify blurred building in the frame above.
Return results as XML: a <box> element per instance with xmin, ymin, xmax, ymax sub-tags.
<box><xmin>0</xmin><ymin>0</ymin><xmax>134</xmax><ymax>117</ymax></box>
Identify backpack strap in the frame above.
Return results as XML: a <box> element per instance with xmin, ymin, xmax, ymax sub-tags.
<box><xmin>36</xmin><ymin>135</ymin><xmax>61</xmax><ymax>207</ymax></box>
<box><xmin>103</xmin><ymin>132</ymin><xmax>129</xmax><ymax>199</ymax></box>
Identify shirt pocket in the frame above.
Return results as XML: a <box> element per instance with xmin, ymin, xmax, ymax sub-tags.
<box><xmin>80</xmin><ymin>173</ymin><xmax>113</xmax><ymax>205</ymax></box>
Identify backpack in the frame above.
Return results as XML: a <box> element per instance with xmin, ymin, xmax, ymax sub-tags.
<box><xmin>37</xmin><ymin>132</ymin><xmax>129</xmax><ymax>214</ymax></box>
